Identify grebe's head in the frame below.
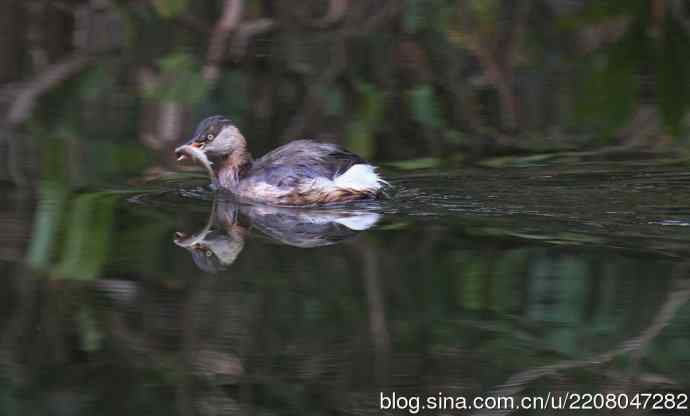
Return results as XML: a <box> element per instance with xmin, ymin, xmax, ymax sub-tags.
<box><xmin>175</xmin><ymin>115</ymin><xmax>245</xmax><ymax>161</ymax></box>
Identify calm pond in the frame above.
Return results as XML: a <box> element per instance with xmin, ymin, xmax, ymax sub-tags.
<box><xmin>3</xmin><ymin>1</ymin><xmax>690</xmax><ymax>414</ymax></box>
<box><xmin>1</xmin><ymin>161</ymin><xmax>689</xmax><ymax>414</ymax></box>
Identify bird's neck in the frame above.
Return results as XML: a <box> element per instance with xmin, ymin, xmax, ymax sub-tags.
<box><xmin>216</xmin><ymin>147</ymin><xmax>253</xmax><ymax>190</ymax></box>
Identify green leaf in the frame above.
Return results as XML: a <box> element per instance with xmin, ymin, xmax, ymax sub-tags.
<box><xmin>344</xmin><ymin>82</ymin><xmax>385</xmax><ymax>159</ymax></box>
<box><xmin>323</xmin><ymin>86</ymin><xmax>345</xmax><ymax>116</ymax></box>
<box><xmin>152</xmin><ymin>0</ymin><xmax>190</xmax><ymax>18</ymax></box>
<box><xmin>403</xmin><ymin>0</ymin><xmax>421</xmax><ymax>33</ymax></box>
<box><xmin>573</xmin><ymin>24</ymin><xmax>642</xmax><ymax>137</ymax></box>
<box><xmin>462</xmin><ymin>258</ymin><xmax>487</xmax><ymax>311</ymax></box>
<box><xmin>357</xmin><ymin>81</ymin><xmax>385</xmax><ymax>124</ymax></box>
<box><xmin>79</xmin><ymin>308</ymin><xmax>103</xmax><ymax>352</ymax></box>
<box><xmin>158</xmin><ymin>53</ymin><xmax>195</xmax><ymax>72</ymax></box>
<box><xmin>345</xmin><ymin>119</ymin><xmax>374</xmax><ymax>159</ymax></box>
<box><xmin>469</xmin><ymin>0</ymin><xmax>499</xmax><ymax>34</ymax></box>
<box><xmin>406</xmin><ymin>85</ymin><xmax>443</xmax><ymax>128</ymax></box>
<box><xmin>144</xmin><ymin>53</ymin><xmax>211</xmax><ymax>104</ymax></box>
<box><xmin>26</xmin><ymin>181</ymin><xmax>68</xmax><ymax>269</ymax></box>
<box><xmin>559</xmin><ymin>0</ymin><xmax>646</xmax><ymax>28</ymax></box>
<box><xmin>78</xmin><ymin>64</ymin><xmax>115</xmax><ymax>99</ymax></box>
<box><xmin>54</xmin><ymin>194</ymin><xmax>118</xmax><ymax>280</ymax></box>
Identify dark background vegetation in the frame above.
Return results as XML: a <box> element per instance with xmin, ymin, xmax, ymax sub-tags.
<box><xmin>2</xmin><ymin>0</ymin><xmax>690</xmax><ymax>186</ymax></box>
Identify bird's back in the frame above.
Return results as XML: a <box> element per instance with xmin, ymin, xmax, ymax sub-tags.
<box><xmin>248</xmin><ymin>140</ymin><xmax>364</xmax><ymax>185</ymax></box>
<box><xmin>236</xmin><ymin>140</ymin><xmax>383</xmax><ymax>205</ymax></box>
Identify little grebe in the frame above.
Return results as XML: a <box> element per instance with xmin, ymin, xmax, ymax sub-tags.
<box><xmin>175</xmin><ymin>116</ymin><xmax>386</xmax><ymax>205</ymax></box>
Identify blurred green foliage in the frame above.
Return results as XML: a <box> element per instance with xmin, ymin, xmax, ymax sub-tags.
<box><xmin>143</xmin><ymin>53</ymin><xmax>211</xmax><ymax>104</ymax></box>
<box><xmin>406</xmin><ymin>85</ymin><xmax>444</xmax><ymax>129</ymax></box>
<box><xmin>345</xmin><ymin>82</ymin><xmax>385</xmax><ymax>158</ymax></box>
<box><xmin>572</xmin><ymin>2</ymin><xmax>690</xmax><ymax>138</ymax></box>
<box><xmin>6</xmin><ymin>0</ymin><xmax>690</xmax><ymax>174</ymax></box>
<box><xmin>152</xmin><ymin>0</ymin><xmax>191</xmax><ymax>19</ymax></box>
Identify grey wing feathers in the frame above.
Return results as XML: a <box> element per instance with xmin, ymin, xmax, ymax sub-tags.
<box><xmin>247</xmin><ymin>140</ymin><xmax>365</xmax><ymax>188</ymax></box>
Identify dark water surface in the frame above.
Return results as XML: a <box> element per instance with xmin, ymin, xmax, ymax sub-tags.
<box><xmin>2</xmin><ymin>161</ymin><xmax>690</xmax><ymax>415</ymax></box>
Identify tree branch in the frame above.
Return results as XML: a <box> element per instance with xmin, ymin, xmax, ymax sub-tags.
<box><xmin>471</xmin><ymin>264</ymin><xmax>690</xmax><ymax>416</ymax></box>
<box><xmin>6</xmin><ymin>53</ymin><xmax>92</xmax><ymax>127</ymax></box>
<box><xmin>203</xmin><ymin>0</ymin><xmax>244</xmax><ymax>83</ymax></box>
<box><xmin>296</xmin><ymin>0</ymin><xmax>350</xmax><ymax>29</ymax></box>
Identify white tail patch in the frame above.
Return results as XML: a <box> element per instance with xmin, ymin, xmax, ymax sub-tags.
<box><xmin>332</xmin><ymin>164</ymin><xmax>386</xmax><ymax>192</ymax></box>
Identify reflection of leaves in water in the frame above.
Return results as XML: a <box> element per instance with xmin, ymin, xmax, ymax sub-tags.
<box><xmin>463</xmin><ymin>256</ymin><xmax>488</xmax><ymax>311</ymax></box>
<box><xmin>547</xmin><ymin>256</ymin><xmax>588</xmax><ymax>356</ymax></box>
<box><xmin>55</xmin><ymin>193</ymin><xmax>118</xmax><ymax>280</ymax></box>
<box><xmin>646</xmin><ymin>300</ymin><xmax>690</xmax><ymax>377</ymax></box>
<box><xmin>27</xmin><ymin>181</ymin><xmax>68</xmax><ymax>269</ymax></box>
<box><xmin>78</xmin><ymin>308</ymin><xmax>103</xmax><ymax>352</ymax></box>
<box><xmin>493</xmin><ymin>248</ymin><xmax>530</xmax><ymax>313</ymax></box>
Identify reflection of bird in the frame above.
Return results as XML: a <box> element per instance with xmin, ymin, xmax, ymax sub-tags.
<box><xmin>174</xmin><ymin>202</ymin><xmax>246</xmax><ymax>273</ymax></box>
<box><xmin>246</xmin><ymin>205</ymin><xmax>379</xmax><ymax>248</ymax></box>
<box><xmin>175</xmin><ymin>116</ymin><xmax>387</xmax><ymax>205</ymax></box>
<box><xmin>174</xmin><ymin>199</ymin><xmax>380</xmax><ymax>273</ymax></box>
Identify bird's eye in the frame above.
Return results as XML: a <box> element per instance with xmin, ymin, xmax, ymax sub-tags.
<box><xmin>205</xmin><ymin>249</ymin><xmax>213</xmax><ymax>257</ymax></box>
<box><xmin>206</xmin><ymin>134</ymin><xmax>214</xmax><ymax>141</ymax></box>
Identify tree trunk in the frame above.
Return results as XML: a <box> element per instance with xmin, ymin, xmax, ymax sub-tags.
<box><xmin>0</xmin><ymin>0</ymin><xmax>26</xmax><ymax>84</ymax></box>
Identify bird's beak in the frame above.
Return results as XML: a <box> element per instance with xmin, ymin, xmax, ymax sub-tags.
<box><xmin>175</xmin><ymin>140</ymin><xmax>203</xmax><ymax>161</ymax></box>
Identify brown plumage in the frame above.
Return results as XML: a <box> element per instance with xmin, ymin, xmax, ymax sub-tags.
<box><xmin>176</xmin><ymin>116</ymin><xmax>386</xmax><ymax>205</ymax></box>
